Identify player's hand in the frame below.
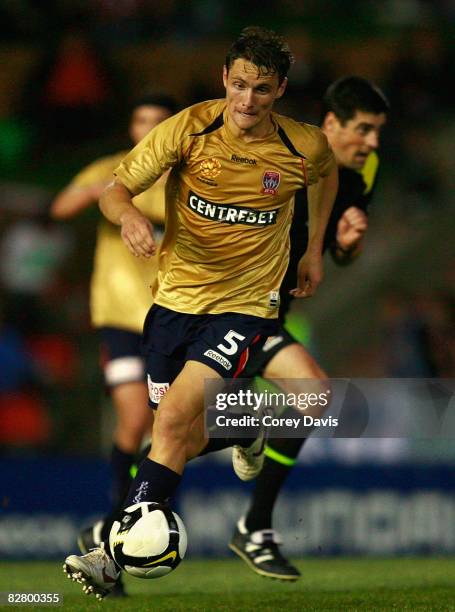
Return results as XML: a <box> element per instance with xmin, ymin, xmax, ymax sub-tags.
<box><xmin>336</xmin><ymin>206</ymin><xmax>368</xmax><ymax>251</ymax></box>
<box><xmin>290</xmin><ymin>252</ymin><xmax>323</xmax><ymax>298</ymax></box>
<box><xmin>120</xmin><ymin>209</ymin><xmax>156</xmax><ymax>258</ymax></box>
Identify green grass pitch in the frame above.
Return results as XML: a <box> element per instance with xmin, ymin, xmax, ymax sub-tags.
<box><xmin>2</xmin><ymin>558</ymin><xmax>455</xmax><ymax>611</ymax></box>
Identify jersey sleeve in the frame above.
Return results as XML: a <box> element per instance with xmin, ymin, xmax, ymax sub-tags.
<box><xmin>113</xmin><ymin>106</ymin><xmax>201</xmax><ymax>195</ymax></box>
<box><xmin>299</xmin><ymin>124</ymin><xmax>336</xmax><ymax>185</ymax></box>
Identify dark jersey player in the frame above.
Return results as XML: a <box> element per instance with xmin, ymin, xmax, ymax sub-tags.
<box><xmin>229</xmin><ymin>76</ymin><xmax>389</xmax><ymax>581</ymax></box>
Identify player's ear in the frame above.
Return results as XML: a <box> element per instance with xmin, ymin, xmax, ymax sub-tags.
<box><xmin>222</xmin><ymin>65</ymin><xmax>228</xmax><ymax>88</ymax></box>
<box><xmin>322</xmin><ymin>111</ymin><xmax>338</xmax><ymax>133</ymax></box>
<box><xmin>276</xmin><ymin>77</ymin><xmax>288</xmax><ymax>99</ymax></box>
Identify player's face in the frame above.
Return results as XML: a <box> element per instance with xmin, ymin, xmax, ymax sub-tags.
<box><xmin>129</xmin><ymin>105</ymin><xmax>173</xmax><ymax>144</ymax></box>
<box><xmin>223</xmin><ymin>59</ymin><xmax>287</xmax><ymax>139</ymax></box>
<box><xmin>324</xmin><ymin>111</ymin><xmax>387</xmax><ymax>170</ymax></box>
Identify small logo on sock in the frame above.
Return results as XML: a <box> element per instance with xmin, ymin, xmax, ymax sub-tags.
<box><xmin>133</xmin><ymin>481</ymin><xmax>149</xmax><ymax>504</ymax></box>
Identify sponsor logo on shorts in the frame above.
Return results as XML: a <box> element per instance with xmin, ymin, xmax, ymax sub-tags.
<box><xmin>262</xmin><ymin>170</ymin><xmax>281</xmax><ymax>195</ymax></box>
<box><xmin>147</xmin><ymin>376</ymin><xmax>169</xmax><ymax>404</ymax></box>
<box><xmin>188</xmin><ymin>191</ymin><xmax>278</xmax><ymax>226</ymax></box>
<box><xmin>262</xmin><ymin>336</ymin><xmax>284</xmax><ymax>352</ymax></box>
<box><xmin>203</xmin><ymin>349</ymin><xmax>232</xmax><ymax>370</ymax></box>
<box><xmin>231</xmin><ymin>153</ymin><xmax>257</xmax><ymax>165</ymax></box>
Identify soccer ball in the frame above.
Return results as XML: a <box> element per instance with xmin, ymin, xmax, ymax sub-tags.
<box><xmin>109</xmin><ymin>502</ymin><xmax>187</xmax><ymax>579</ymax></box>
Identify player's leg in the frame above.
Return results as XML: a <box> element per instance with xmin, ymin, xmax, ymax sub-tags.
<box><xmin>123</xmin><ymin>308</ymin><xmax>278</xmax><ymax>505</ymax></box>
<box><xmin>79</xmin><ymin>329</ymin><xmax>151</xmax><ymax>549</ymax></box>
<box><xmin>65</xmin><ymin>307</ymin><xmax>276</xmax><ymax>597</ymax></box>
<box><xmin>94</xmin><ymin>382</ymin><xmax>152</xmax><ymax>556</ymax></box>
<box><xmin>64</xmin><ymin>347</ymin><xmax>186</xmax><ymax>600</ymax></box>
<box><xmin>231</xmin><ymin>341</ymin><xmax>328</xmax><ymax>580</ymax></box>
<box><xmin>76</xmin><ymin>328</ymin><xmax>152</xmax><ymax>596</ymax></box>
<box><xmin>122</xmin><ymin>359</ymin><xmax>222</xmax><ymax>509</ymax></box>
<box><xmin>248</xmin><ymin>341</ymin><xmax>328</xmax><ymax>532</ymax></box>
<box><xmin>102</xmin><ymin>328</ymin><xmax>152</xmax><ymax>505</ymax></box>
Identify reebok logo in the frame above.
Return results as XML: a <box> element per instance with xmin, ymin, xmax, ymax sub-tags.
<box><xmin>204</xmin><ymin>349</ymin><xmax>232</xmax><ymax>371</ymax></box>
<box><xmin>188</xmin><ymin>191</ymin><xmax>278</xmax><ymax>226</ymax></box>
<box><xmin>231</xmin><ymin>153</ymin><xmax>257</xmax><ymax>165</ymax></box>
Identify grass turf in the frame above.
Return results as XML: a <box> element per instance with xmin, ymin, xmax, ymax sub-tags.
<box><xmin>1</xmin><ymin>558</ymin><xmax>454</xmax><ymax>611</ymax></box>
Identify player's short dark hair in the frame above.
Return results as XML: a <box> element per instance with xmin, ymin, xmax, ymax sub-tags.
<box><xmin>225</xmin><ymin>26</ymin><xmax>294</xmax><ymax>84</ymax></box>
<box><xmin>322</xmin><ymin>76</ymin><xmax>390</xmax><ymax>124</ymax></box>
<box><xmin>131</xmin><ymin>93</ymin><xmax>178</xmax><ymax>116</ymax></box>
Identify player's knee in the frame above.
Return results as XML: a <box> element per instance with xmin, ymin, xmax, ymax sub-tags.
<box><xmin>153</xmin><ymin>408</ymin><xmax>191</xmax><ymax>444</ymax></box>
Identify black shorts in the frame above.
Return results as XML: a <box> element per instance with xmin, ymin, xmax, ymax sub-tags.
<box><xmin>142</xmin><ymin>304</ymin><xmax>278</xmax><ymax>406</ymax></box>
<box><xmin>242</xmin><ymin>325</ymin><xmax>297</xmax><ymax>378</ymax></box>
<box><xmin>99</xmin><ymin>326</ymin><xmax>145</xmax><ymax>387</ymax></box>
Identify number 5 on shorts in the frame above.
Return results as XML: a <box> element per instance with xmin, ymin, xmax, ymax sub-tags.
<box><xmin>217</xmin><ymin>330</ymin><xmax>246</xmax><ymax>355</ymax></box>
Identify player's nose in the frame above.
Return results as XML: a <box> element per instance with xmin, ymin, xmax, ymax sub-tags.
<box><xmin>365</xmin><ymin>131</ymin><xmax>379</xmax><ymax>149</ymax></box>
<box><xmin>241</xmin><ymin>88</ymin><xmax>255</xmax><ymax>107</ymax></box>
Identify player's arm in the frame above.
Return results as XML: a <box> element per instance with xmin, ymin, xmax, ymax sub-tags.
<box><xmin>291</xmin><ymin>162</ymin><xmax>338</xmax><ymax>298</ymax></box>
<box><xmin>100</xmin><ymin>110</ymin><xmax>188</xmax><ymax>257</ymax></box>
<box><xmin>331</xmin><ymin>206</ymin><xmax>368</xmax><ymax>265</ymax></box>
<box><xmin>100</xmin><ymin>180</ymin><xmax>156</xmax><ymax>258</ymax></box>
<box><xmin>50</xmin><ymin>182</ymin><xmax>108</xmax><ymax>219</ymax></box>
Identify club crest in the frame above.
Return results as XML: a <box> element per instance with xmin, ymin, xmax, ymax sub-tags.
<box><xmin>262</xmin><ymin>170</ymin><xmax>280</xmax><ymax>195</ymax></box>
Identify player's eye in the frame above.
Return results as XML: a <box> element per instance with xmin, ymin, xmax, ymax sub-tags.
<box><xmin>357</xmin><ymin>124</ymin><xmax>371</xmax><ymax>135</ymax></box>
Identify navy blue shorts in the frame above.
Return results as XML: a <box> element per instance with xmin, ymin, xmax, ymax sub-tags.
<box><xmin>242</xmin><ymin>325</ymin><xmax>297</xmax><ymax>377</ymax></box>
<box><xmin>142</xmin><ymin>304</ymin><xmax>278</xmax><ymax>406</ymax></box>
<box><xmin>98</xmin><ymin>326</ymin><xmax>145</xmax><ymax>387</ymax></box>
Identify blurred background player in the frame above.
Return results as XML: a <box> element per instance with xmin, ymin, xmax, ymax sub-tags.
<box><xmin>51</xmin><ymin>93</ymin><xmax>177</xmax><ymax>594</ymax></box>
<box><xmin>229</xmin><ymin>76</ymin><xmax>389</xmax><ymax>580</ymax></box>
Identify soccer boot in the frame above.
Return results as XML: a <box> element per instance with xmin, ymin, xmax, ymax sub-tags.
<box><xmin>63</xmin><ymin>544</ymin><xmax>120</xmax><ymax>600</ymax></box>
<box><xmin>109</xmin><ymin>574</ymin><xmax>127</xmax><ymax>598</ymax></box>
<box><xmin>232</xmin><ymin>408</ymin><xmax>271</xmax><ymax>480</ymax></box>
<box><xmin>77</xmin><ymin>520</ymin><xmax>104</xmax><ymax>555</ymax></box>
<box><xmin>229</xmin><ymin>517</ymin><xmax>301</xmax><ymax>581</ymax></box>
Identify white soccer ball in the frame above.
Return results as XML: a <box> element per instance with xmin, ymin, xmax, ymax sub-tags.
<box><xmin>109</xmin><ymin>502</ymin><xmax>187</xmax><ymax>579</ymax></box>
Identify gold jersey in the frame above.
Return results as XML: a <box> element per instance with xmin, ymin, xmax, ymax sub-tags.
<box><xmin>114</xmin><ymin>99</ymin><xmax>335</xmax><ymax>319</ymax></box>
<box><xmin>71</xmin><ymin>152</ymin><xmax>166</xmax><ymax>332</ymax></box>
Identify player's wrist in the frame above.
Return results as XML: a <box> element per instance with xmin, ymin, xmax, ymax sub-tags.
<box><xmin>119</xmin><ymin>205</ymin><xmax>141</xmax><ymax>225</ymax></box>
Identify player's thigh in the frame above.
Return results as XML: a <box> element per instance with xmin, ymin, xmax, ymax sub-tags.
<box><xmin>264</xmin><ymin>342</ymin><xmax>327</xmax><ymax>379</ymax></box>
<box><xmin>156</xmin><ymin>360</ymin><xmax>223</xmax><ymax>428</ymax></box>
<box><xmin>263</xmin><ymin>342</ymin><xmax>328</xmax><ymax>391</ymax></box>
<box><xmin>264</xmin><ymin>344</ymin><xmax>331</xmax><ymax>418</ymax></box>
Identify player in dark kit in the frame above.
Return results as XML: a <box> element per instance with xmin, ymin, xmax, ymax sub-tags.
<box><xmin>229</xmin><ymin>76</ymin><xmax>389</xmax><ymax>580</ymax></box>
<box><xmin>63</xmin><ymin>26</ymin><xmax>338</xmax><ymax>599</ymax></box>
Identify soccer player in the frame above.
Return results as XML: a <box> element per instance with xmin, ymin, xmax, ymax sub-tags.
<box><xmin>229</xmin><ymin>76</ymin><xmax>389</xmax><ymax>580</ymax></box>
<box><xmin>63</xmin><ymin>26</ymin><xmax>338</xmax><ymax>598</ymax></box>
<box><xmin>51</xmin><ymin>94</ymin><xmax>177</xmax><ymax>593</ymax></box>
